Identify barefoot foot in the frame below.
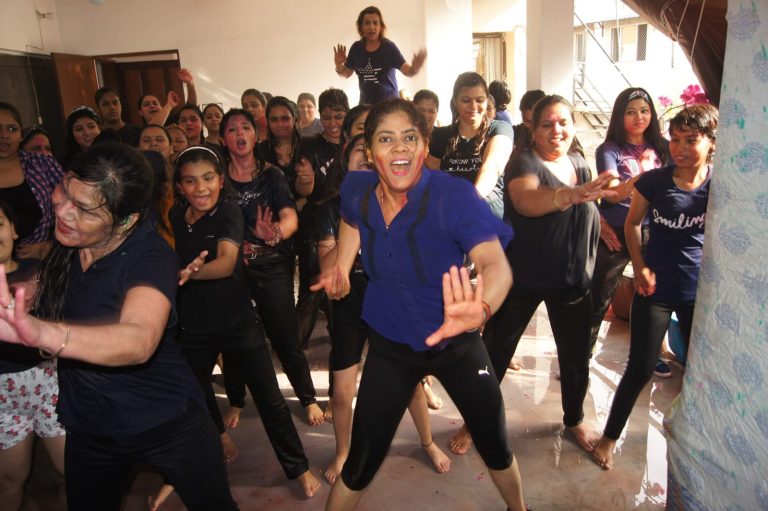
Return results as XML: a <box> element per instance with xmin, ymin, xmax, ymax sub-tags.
<box><xmin>509</xmin><ymin>358</ymin><xmax>523</xmax><ymax>371</ymax></box>
<box><xmin>448</xmin><ymin>424</ymin><xmax>473</xmax><ymax>455</ymax></box>
<box><xmin>324</xmin><ymin>398</ymin><xmax>334</xmax><ymax>423</ymax></box>
<box><xmin>422</xmin><ymin>440</ymin><xmax>451</xmax><ymax>473</ymax></box>
<box><xmin>421</xmin><ymin>380</ymin><xmax>444</xmax><ymax>410</ymax></box>
<box><xmin>592</xmin><ymin>436</ymin><xmax>616</xmax><ymax>470</ymax></box>
<box><xmin>297</xmin><ymin>470</ymin><xmax>321</xmax><ymax>498</ymax></box>
<box><xmin>568</xmin><ymin>423</ymin><xmax>600</xmax><ymax>452</ymax></box>
<box><xmin>147</xmin><ymin>483</ymin><xmax>174</xmax><ymax>511</ymax></box>
<box><xmin>306</xmin><ymin>403</ymin><xmax>325</xmax><ymax>427</ymax></box>
<box><xmin>221</xmin><ymin>431</ymin><xmax>238</xmax><ymax>463</ymax></box>
<box><xmin>324</xmin><ymin>453</ymin><xmax>347</xmax><ymax>485</ymax></box>
<box><xmin>223</xmin><ymin>406</ymin><xmax>243</xmax><ymax>429</ymax></box>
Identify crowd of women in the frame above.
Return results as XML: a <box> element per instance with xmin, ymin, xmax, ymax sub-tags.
<box><xmin>0</xmin><ymin>5</ymin><xmax>718</xmax><ymax>511</ymax></box>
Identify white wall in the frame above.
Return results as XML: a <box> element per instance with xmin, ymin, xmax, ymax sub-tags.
<box><xmin>51</xmin><ymin>0</ymin><xmax>435</xmax><ymax>111</ymax></box>
<box><xmin>0</xmin><ymin>0</ymin><xmax>61</xmax><ymax>54</ymax></box>
<box><xmin>527</xmin><ymin>0</ymin><xmax>574</xmax><ymax>98</ymax></box>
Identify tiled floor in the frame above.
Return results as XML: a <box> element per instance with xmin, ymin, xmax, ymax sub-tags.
<box><xmin>23</xmin><ymin>306</ymin><xmax>681</xmax><ymax>510</ymax></box>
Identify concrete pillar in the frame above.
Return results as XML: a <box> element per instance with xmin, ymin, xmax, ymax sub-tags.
<box><xmin>526</xmin><ymin>0</ymin><xmax>574</xmax><ymax>98</ymax></box>
<box><xmin>422</xmin><ymin>0</ymin><xmax>474</xmax><ymax>125</ymax></box>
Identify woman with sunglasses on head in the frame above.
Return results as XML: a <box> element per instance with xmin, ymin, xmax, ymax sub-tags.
<box><xmin>0</xmin><ymin>143</ymin><xmax>237</xmax><ymax>510</ymax></box>
<box><xmin>0</xmin><ymin>102</ymin><xmax>63</xmax><ymax>261</ymax></box>
<box><xmin>426</xmin><ymin>72</ymin><xmax>513</xmax><ymax>219</ymax></box>
<box><xmin>333</xmin><ymin>6</ymin><xmax>427</xmax><ymax>106</ymax></box>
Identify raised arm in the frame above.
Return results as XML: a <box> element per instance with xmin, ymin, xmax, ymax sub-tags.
<box><xmin>508</xmin><ymin>172</ymin><xmax>616</xmax><ymax>218</ymax></box>
<box><xmin>475</xmin><ymin>135</ymin><xmax>513</xmax><ymax>198</ymax></box>
<box><xmin>148</xmin><ymin>90</ymin><xmax>181</xmax><ymax>126</ymax></box>
<box><xmin>179</xmin><ymin>68</ymin><xmax>197</xmax><ymax>107</ymax></box>
<box><xmin>400</xmin><ymin>48</ymin><xmax>427</xmax><ymax>77</ymax></box>
<box><xmin>0</xmin><ymin>269</ymin><xmax>173</xmax><ymax>367</ymax></box>
<box><xmin>334</xmin><ymin>44</ymin><xmax>354</xmax><ymax>78</ymax></box>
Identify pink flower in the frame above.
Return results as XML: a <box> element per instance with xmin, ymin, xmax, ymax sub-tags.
<box><xmin>680</xmin><ymin>84</ymin><xmax>709</xmax><ymax>105</ymax></box>
<box><xmin>658</xmin><ymin>95</ymin><xmax>673</xmax><ymax>108</ymax></box>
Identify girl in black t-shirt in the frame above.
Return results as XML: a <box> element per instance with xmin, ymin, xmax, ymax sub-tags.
<box><xmin>426</xmin><ymin>72</ymin><xmax>514</xmax><ymax>218</ymax></box>
<box><xmin>169</xmin><ymin>145</ymin><xmax>321</xmax><ymax>499</ymax></box>
<box><xmin>257</xmin><ymin>96</ymin><xmax>302</xmax><ymax>185</ymax></box>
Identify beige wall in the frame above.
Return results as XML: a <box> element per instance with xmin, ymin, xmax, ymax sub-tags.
<box><xmin>0</xmin><ymin>0</ymin><xmax>61</xmax><ymax>54</ymax></box>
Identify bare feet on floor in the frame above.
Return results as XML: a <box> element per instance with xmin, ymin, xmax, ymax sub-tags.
<box><xmin>223</xmin><ymin>406</ymin><xmax>243</xmax><ymax>429</ymax></box>
<box><xmin>448</xmin><ymin>424</ymin><xmax>473</xmax><ymax>455</ymax></box>
<box><xmin>297</xmin><ymin>470</ymin><xmax>321</xmax><ymax>498</ymax></box>
<box><xmin>324</xmin><ymin>453</ymin><xmax>347</xmax><ymax>485</ymax></box>
<box><xmin>147</xmin><ymin>483</ymin><xmax>174</xmax><ymax>511</ymax></box>
<box><xmin>592</xmin><ymin>436</ymin><xmax>616</xmax><ymax>470</ymax></box>
<box><xmin>421</xmin><ymin>379</ymin><xmax>444</xmax><ymax>410</ymax></box>
<box><xmin>306</xmin><ymin>403</ymin><xmax>325</xmax><ymax>426</ymax></box>
<box><xmin>221</xmin><ymin>431</ymin><xmax>238</xmax><ymax>463</ymax></box>
<box><xmin>422</xmin><ymin>440</ymin><xmax>451</xmax><ymax>473</ymax></box>
<box><xmin>324</xmin><ymin>398</ymin><xmax>334</xmax><ymax>423</ymax></box>
<box><xmin>568</xmin><ymin>423</ymin><xmax>600</xmax><ymax>452</ymax></box>
<box><xmin>508</xmin><ymin>358</ymin><xmax>523</xmax><ymax>371</ymax></box>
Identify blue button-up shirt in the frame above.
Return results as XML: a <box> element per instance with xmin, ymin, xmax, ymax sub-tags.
<box><xmin>340</xmin><ymin>168</ymin><xmax>513</xmax><ymax>351</ymax></box>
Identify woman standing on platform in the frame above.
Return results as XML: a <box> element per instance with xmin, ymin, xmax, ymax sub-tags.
<box><xmin>333</xmin><ymin>6</ymin><xmax>426</xmax><ymax>105</ymax></box>
<box><xmin>312</xmin><ymin>98</ymin><xmax>527</xmax><ymax>510</ymax></box>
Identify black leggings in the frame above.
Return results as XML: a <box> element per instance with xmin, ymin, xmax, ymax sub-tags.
<box><xmin>179</xmin><ymin>323</ymin><xmax>309</xmax><ymax>479</ymax></box>
<box><xmin>603</xmin><ymin>295</ymin><xmax>694</xmax><ymax>439</ymax></box>
<box><xmin>484</xmin><ymin>288</ymin><xmax>592</xmax><ymax>427</ymax></box>
<box><xmin>341</xmin><ymin>330</ymin><xmax>511</xmax><ymax>491</ymax></box>
<box><xmin>65</xmin><ymin>399</ymin><xmax>238</xmax><ymax>511</ymax></box>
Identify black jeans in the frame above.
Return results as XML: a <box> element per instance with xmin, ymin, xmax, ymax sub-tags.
<box><xmin>179</xmin><ymin>322</ymin><xmax>310</xmax><ymax>479</ymax></box>
<box><xmin>603</xmin><ymin>295</ymin><xmax>694</xmax><ymax>439</ymax></box>
<box><xmin>589</xmin><ymin>224</ymin><xmax>648</xmax><ymax>348</ymax></box>
<box><xmin>64</xmin><ymin>400</ymin><xmax>237</xmax><ymax>511</ymax></box>
<box><xmin>296</xmin><ymin>237</ymin><xmax>330</xmax><ymax>349</ymax></box>
<box><xmin>484</xmin><ymin>287</ymin><xmax>592</xmax><ymax>427</ymax></box>
<box><xmin>232</xmin><ymin>254</ymin><xmax>317</xmax><ymax>407</ymax></box>
<box><xmin>341</xmin><ymin>331</ymin><xmax>511</xmax><ymax>491</ymax></box>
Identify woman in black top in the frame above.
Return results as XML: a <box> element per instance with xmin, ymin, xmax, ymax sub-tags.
<box><xmin>0</xmin><ymin>143</ymin><xmax>236</xmax><ymax>510</ymax></box>
<box><xmin>220</xmin><ymin>108</ymin><xmax>324</xmax><ymax>427</ymax></box>
<box><xmin>449</xmin><ymin>95</ymin><xmax>616</xmax><ymax>455</ymax></box>
<box><xmin>257</xmin><ymin>96</ymin><xmax>302</xmax><ymax>186</ymax></box>
<box><xmin>426</xmin><ymin>72</ymin><xmax>514</xmax><ymax>219</ymax></box>
<box><xmin>171</xmin><ymin>145</ymin><xmax>320</xmax><ymax>496</ymax></box>
<box><xmin>0</xmin><ymin>201</ymin><xmax>64</xmax><ymax>510</ymax></box>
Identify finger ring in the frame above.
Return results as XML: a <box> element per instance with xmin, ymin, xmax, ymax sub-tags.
<box><xmin>4</xmin><ymin>297</ymin><xmax>15</xmax><ymax>310</ymax></box>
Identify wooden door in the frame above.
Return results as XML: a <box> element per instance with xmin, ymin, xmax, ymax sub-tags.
<box><xmin>51</xmin><ymin>52</ymin><xmax>99</xmax><ymax>122</ymax></box>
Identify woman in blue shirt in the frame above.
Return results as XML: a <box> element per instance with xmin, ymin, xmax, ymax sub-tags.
<box><xmin>592</xmin><ymin>104</ymin><xmax>717</xmax><ymax>470</ymax></box>
<box><xmin>313</xmin><ymin>98</ymin><xmax>528</xmax><ymax>510</ymax></box>
<box><xmin>333</xmin><ymin>6</ymin><xmax>426</xmax><ymax>105</ymax></box>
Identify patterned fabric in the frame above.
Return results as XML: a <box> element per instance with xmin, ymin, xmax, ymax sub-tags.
<box><xmin>0</xmin><ymin>360</ymin><xmax>64</xmax><ymax>449</ymax></box>
<box><xmin>665</xmin><ymin>3</ymin><xmax>768</xmax><ymax>509</ymax></box>
<box><xmin>18</xmin><ymin>150</ymin><xmax>64</xmax><ymax>244</ymax></box>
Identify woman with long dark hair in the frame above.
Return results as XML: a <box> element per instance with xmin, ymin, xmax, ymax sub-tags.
<box><xmin>0</xmin><ymin>143</ymin><xmax>237</xmax><ymax>510</ymax></box>
<box><xmin>426</xmin><ymin>72</ymin><xmax>514</xmax><ymax>219</ymax></box>
<box><xmin>333</xmin><ymin>6</ymin><xmax>427</xmax><ymax>105</ymax></box>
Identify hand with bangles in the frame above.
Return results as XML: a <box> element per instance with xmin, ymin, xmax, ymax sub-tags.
<box><xmin>425</xmin><ymin>266</ymin><xmax>486</xmax><ymax>347</ymax></box>
<box><xmin>253</xmin><ymin>205</ymin><xmax>282</xmax><ymax>247</ymax></box>
<box><xmin>552</xmin><ymin>172</ymin><xmax>618</xmax><ymax>211</ymax></box>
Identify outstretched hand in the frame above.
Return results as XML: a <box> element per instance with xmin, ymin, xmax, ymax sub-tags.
<box><xmin>179</xmin><ymin>250</ymin><xmax>208</xmax><ymax>285</ymax></box>
<box><xmin>412</xmin><ymin>48</ymin><xmax>427</xmax><ymax>72</ymax></box>
<box><xmin>425</xmin><ymin>266</ymin><xmax>485</xmax><ymax>347</ymax></box>
<box><xmin>310</xmin><ymin>266</ymin><xmax>350</xmax><ymax>301</ymax></box>
<box><xmin>0</xmin><ymin>266</ymin><xmax>44</xmax><ymax>348</ymax></box>
<box><xmin>333</xmin><ymin>45</ymin><xmax>348</xmax><ymax>67</ymax></box>
<box><xmin>178</xmin><ymin>68</ymin><xmax>194</xmax><ymax>84</ymax></box>
<box><xmin>564</xmin><ymin>173</ymin><xmax>619</xmax><ymax>206</ymax></box>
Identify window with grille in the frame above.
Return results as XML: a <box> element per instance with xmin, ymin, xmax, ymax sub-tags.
<box><xmin>637</xmin><ymin>24</ymin><xmax>648</xmax><ymax>61</ymax></box>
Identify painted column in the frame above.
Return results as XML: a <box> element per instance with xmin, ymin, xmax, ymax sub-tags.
<box><xmin>526</xmin><ymin>0</ymin><xmax>574</xmax><ymax>98</ymax></box>
<box><xmin>666</xmin><ymin>3</ymin><xmax>768</xmax><ymax>509</ymax></box>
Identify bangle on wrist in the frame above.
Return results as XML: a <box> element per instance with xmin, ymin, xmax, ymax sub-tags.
<box><xmin>39</xmin><ymin>325</ymin><xmax>70</xmax><ymax>360</ymax></box>
<box><xmin>481</xmin><ymin>301</ymin><xmax>492</xmax><ymax>326</ymax></box>
<box><xmin>553</xmin><ymin>188</ymin><xmax>567</xmax><ymax>212</ymax></box>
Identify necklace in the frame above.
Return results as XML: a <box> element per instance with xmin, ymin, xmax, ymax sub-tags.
<box><xmin>378</xmin><ymin>188</ymin><xmax>391</xmax><ymax>229</ymax></box>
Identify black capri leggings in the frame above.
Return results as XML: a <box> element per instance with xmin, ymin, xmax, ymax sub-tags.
<box><xmin>603</xmin><ymin>295</ymin><xmax>694</xmax><ymax>439</ymax></box>
<box><xmin>341</xmin><ymin>330</ymin><xmax>512</xmax><ymax>491</ymax></box>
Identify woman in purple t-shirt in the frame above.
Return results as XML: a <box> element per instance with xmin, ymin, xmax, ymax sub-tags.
<box><xmin>589</xmin><ymin>87</ymin><xmax>668</xmax><ymax>350</ymax></box>
<box><xmin>333</xmin><ymin>6</ymin><xmax>427</xmax><ymax>105</ymax></box>
<box><xmin>593</xmin><ymin>104</ymin><xmax>718</xmax><ymax>470</ymax></box>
